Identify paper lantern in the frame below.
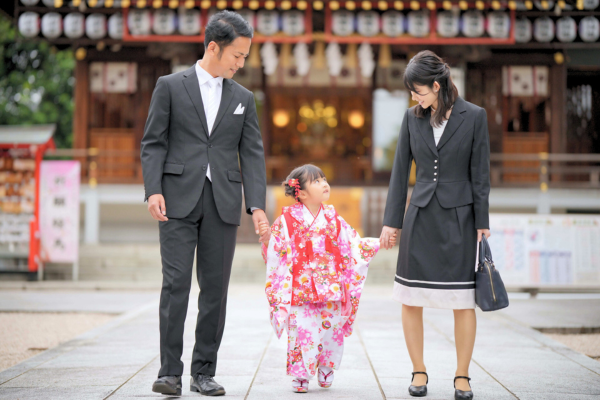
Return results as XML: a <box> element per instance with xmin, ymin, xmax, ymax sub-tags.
<box><xmin>437</xmin><ymin>10</ymin><xmax>460</xmax><ymax>38</ymax></box>
<box><xmin>514</xmin><ymin>16</ymin><xmax>532</xmax><ymax>43</ymax></box>
<box><xmin>407</xmin><ymin>11</ymin><xmax>429</xmax><ymax>38</ymax></box>
<box><xmin>461</xmin><ymin>11</ymin><xmax>485</xmax><ymax>37</ymax></box>
<box><xmin>238</xmin><ymin>10</ymin><xmax>256</xmax><ymax>28</ymax></box>
<box><xmin>86</xmin><ymin>13</ymin><xmax>107</xmax><ymax>39</ymax></box>
<box><xmin>487</xmin><ymin>11</ymin><xmax>510</xmax><ymax>38</ymax></box>
<box><xmin>533</xmin><ymin>16</ymin><xmax>554</xmax><ymax>42</ymax></box>
<box><xmin>332</xmin><ymin>10</ymin><xmax>355</xmax><ymax>36</ymax></box>
<box><xmin>357</xmin><ymin>11</ymin><xmax>380</xmax><ymax>37</ymax></box>
<box><xmin>108</xmin><ymin>13</ymin><xmax>123</xmax><ymax>39</ymax></box>
<box><xmin>282</xmin><ymin>10</ymin><xmax>305</xmax><ymax>36</ymax></box>
<box><xmin>257</xmin><ymin>10</ymin><xmax>279</xmax><ymax>35</ymax></box>
<box><xmin>20</xmin><ymin>0</ymin><xmax>40</xmax><ymax>5</ymax></box>
<box><xmin>128</xmin><ymin>9</ymin><xmax>152</xmax><ymax>36</ymax></box>
<box><xmin>153</xmin><ymin>9</ymin><xmax>176</xmax><ymax>35</ymax></box>
<box><xmin>381</xmin><ymin>10</ymin><xmax>405</xmax><ymax>37</ymax></box>
<box><xmin>579</xmin><ymin>16</ymin><xmax>600</xmax><ymax>42</ymax></box>
<box><xmin>556</xmin><ymin>16</ymin><xmax>576</xmax><ymax>42</ymax></box>
<box><xmin>41</xmin><ymin>0</ymin><xmax>57</xmax><ymax>5</ymax></box>
<box><xmin>18</xmin><ymin>12</ymin><xmax>40</xmax><ymax>38</ymax></box>
<box><xmin>64</xmin><ymin>13</ymin><xmax>85</xmax><ymax>39</ymax></box>
<box><xmin>534</xmin><ymin>1</ymin><xmax>555</xmax><ymax>9</ymax></box>
<box><xmin>583</xmin><ymin>0</ymin><xmax>599</xmax><ymax>10</ymax></box>
<box><xmin>179</xmin><ymin>8</ymin><xmax>201</xmax><ymax>35</ymax></box>
<box><xmin>41</xmin><ymin>12</ymin><xmax>62</xmax><ymax>39</ymax></box>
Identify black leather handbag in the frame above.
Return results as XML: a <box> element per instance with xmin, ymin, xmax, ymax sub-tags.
<box><xmin>475</xmin><ymin>236</ymin><xmax>509</xmax><ymax>311</ymax></box>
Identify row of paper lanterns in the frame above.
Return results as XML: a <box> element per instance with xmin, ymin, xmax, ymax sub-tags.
<box><xmin>17</xmin><ymin>0</ymin><xmax>600</xmax><ymax>11</ymax></box>
<box><xmin>16</xmin><ymin>8</ymin><xmax>600</xmax><ymax>42</ymax></box>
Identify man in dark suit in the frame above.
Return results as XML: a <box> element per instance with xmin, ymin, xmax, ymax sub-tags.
<box><xmin>141</xmin><ymin>10</ymin><xmax>269</xmax><ymax>397</ymax></box>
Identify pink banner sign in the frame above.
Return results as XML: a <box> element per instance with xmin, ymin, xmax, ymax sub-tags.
<box><xmin>40</xmin><ymin>161</ymin><xmax>81</xmax><ymax>263</ymax></box>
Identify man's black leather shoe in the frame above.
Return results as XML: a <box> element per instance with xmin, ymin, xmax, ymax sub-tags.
<box><xmin>152</xmin><ymin>375</ymin><xmax>182</xmax><ymax>396</ymax></box>
<box><xmin>190</xmin><ymin>374</ymin><xmax>226</xmax><ymax>396</ymax></box>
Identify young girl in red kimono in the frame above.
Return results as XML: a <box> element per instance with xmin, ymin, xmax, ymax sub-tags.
<box><xmin>259</xmin><ymin>164</ymin><xmax>394</xmax><ymax>393</ymax></box>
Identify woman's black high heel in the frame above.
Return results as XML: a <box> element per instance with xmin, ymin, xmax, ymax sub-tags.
<box><xmin>454</xmin><ymin>376</ymin><xmax>473</xmax><ymax>400</ymax></box>
<box><xmin>408</xmin><ymin>371</ymin><xmax>428</xmax><ymax>397</ymax></box>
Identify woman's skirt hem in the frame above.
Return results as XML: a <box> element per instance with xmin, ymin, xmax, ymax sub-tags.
<box><xmin>392</xmin><ymin>281</ymin><xmax>476</xmax><ymax>310</ymax></box>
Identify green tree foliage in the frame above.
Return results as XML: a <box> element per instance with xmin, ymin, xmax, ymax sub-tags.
<box><xmin>0</xmin><ymin>14</ymin><xmax>75</xmax><ymax>148</ymax></box>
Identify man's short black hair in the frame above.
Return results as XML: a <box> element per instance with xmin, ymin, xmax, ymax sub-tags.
<box><xmin>204</xmin><ymin>10</ymin><xmax>254</xmax><ymax>56</ymax></box>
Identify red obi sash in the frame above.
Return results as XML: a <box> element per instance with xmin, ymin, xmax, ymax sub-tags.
<box><xmin>283</xmin><ymin>207</ymin><xmax>351</xmax><ymax>315</ymax></box>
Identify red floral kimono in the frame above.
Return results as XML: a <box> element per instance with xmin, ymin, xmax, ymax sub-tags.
<box><xmin>262</xmin><ymin>202</ymin><xmax>379</xmax><ymax>379</ymax></box>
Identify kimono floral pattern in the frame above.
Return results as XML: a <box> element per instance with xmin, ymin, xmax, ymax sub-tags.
<box><xmin>262</xmin><ymin>203</ymin><xmax>380</xmax><ymax>379</ymax></box>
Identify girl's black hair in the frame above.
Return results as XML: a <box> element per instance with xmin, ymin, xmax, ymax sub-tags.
<box><xmin>282</xmin><ymin>164</ymin><xmax>326</xmax><ymax>202</ymax></box>
<box><xmin>403</xmin><ymin>50</ymin><xmax>459</xmax><ymax>128</ymax></box>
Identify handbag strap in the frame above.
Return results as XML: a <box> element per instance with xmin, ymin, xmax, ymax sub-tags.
<box><xmin>478</xmin><ymin>235</ymin><xmax>493</xmax><ymax>265</ymax></box>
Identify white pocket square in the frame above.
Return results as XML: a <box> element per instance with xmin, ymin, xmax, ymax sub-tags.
<box><xmin>234</xmin><ymin>103</ymin><xmax>245</xmax><ymax>114</ymax></box>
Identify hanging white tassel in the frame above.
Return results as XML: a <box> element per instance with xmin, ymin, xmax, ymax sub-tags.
<box><xmin>358</xmin><ymin>42</ymin><xmax>376</xmax><ymax>78</ymax></box>
<box><xmin>260</xmin><ymin>42</ymin><xmax>279</xmax><ymax>76</ymax></box>
<box><xmin>293</xmin><ymin>43</ymin><xmax>311</xmax><ymax>76</ymax></box>
<box><xmin>325</xmin><ymin>42</ymin><xmax>344</xmax><ymax>77</ymax></box>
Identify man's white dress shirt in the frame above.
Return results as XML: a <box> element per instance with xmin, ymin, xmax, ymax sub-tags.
<box><xmin>195</xmin><ymin>61</ymin><xmax>224</xmax><ymax>182</ymax></box>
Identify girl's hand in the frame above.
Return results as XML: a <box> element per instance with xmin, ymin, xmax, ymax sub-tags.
<box><xmin>477</xmin><ymin>229</ymin><xmax>491</xmax><ymax>242</ymax></box>
<box><xmin>380</xmin><ymin>226</ymin><xmax>399</xmax><ymax>250</ymax></box>
<box><xmin>258</xmin><ymin>221</ymin><xmax>271</xmax><ymax>244</ymax></box>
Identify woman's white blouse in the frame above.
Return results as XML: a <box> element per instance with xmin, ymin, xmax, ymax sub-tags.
<box><xmin>432</xmin><ymin>119</ymin><xmax>448</xmax><ymax>146</ymax></box>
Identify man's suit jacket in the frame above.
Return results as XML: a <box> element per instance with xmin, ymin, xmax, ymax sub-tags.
<box><xmin>383</xmin><ymin>97</ymin><xmax>491</xmax><ymax>230</ymax></box>
<box><xmin>141</xmin><ymin>65</ymin><xmax>266</xmax><ymax>226</ymax></box>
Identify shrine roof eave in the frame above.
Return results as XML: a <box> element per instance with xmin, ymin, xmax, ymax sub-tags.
<box><xmin>0</xmin><ymin>124</ymin><xmax>57</xmax><ymax>147</ymax></box>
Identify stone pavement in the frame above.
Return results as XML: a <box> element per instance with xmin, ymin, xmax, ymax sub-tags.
<box><xmin>0</xmin><ymin>285</ymin><xmax>599</xmax><ymax>400</ymax></box>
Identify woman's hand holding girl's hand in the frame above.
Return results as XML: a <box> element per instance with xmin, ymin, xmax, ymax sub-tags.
<box><xmin>380</xmin><ymin>226</ymin><xmax>399</xmax><ymax>250</ymax></box>
<box><xmin>477</xmin><ymin>229</ymin><xmax>491</xmax><ymax>243</ymax></box>
<box><xmin>258</xmin><ymin>221</ymin><xmax>271</xmax><ymax>245</ymax></box>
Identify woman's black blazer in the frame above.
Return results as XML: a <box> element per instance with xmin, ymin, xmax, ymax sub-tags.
<box><xmin>383</xmin><ymin>97</ymin><xmax>491</xmax><ymax>230</ymax></box>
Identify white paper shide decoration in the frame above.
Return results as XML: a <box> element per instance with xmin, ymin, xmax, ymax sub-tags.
<box><xmin>153</xmin><ymin>9</ymin><xmax>176</xmax><ymax>35</ymax></box>
<box><xmin>325</xmin><ymin>42</ymin><xmax>343</xmax><ymax>77</ymax></box>
<box><xmin>437</xmin><ymin>11</ymin><xmax>459</xmax><ymax>38</ymax></box>
<box><xmin>41</xmin><ymin>12</ymin><xmax>62</xmax><ymax>39</ymax></box>
<box><xmin>64</xmin><ymin>13</ymin><xmax>85</xmax><ymax>39</ymax></box>
<box><xmin>579</xmin><ymin>16</ymin><xmax>600</xmax><ymax>42</ymax></box>
<box><xmin>282</xmin><ymin>11</ymin><xmax>304</xmax><ymax>36</ymax></box>
<box><xmin>462</xmin><ymin>11</ymin><xmax>484</xmax><ymax>38</ymax></box>
<box><xmin>260</xmin><ymin>42</ymin><xmax>279</xmax><ymax>76</ymax></box>
<box><xmin>108</xmin><ymin>13</ymin><xmax>123</xmax><ymax>39</ymax></box>
<box><xmin>357</xmin><ymin>11</ymin><xmax>380</xmax><ymax>37</ymax></box>
<box><xmin>294</xmin><ymin>43</ymin><xmax>311</xmax><ymax>76</ymax></box>
<box><xmin>381</xmin><ymin>11</ymin><xmax>404</xmax><ymax>37</ymax></box>
<box><xmin>18</xmin><ymin>12</ymin><xmax>40</xmax><ymax>38</ymax></box>
<box><xmin>487</xmin><ymin>12</ymin><xmax>510</xmax><ymax>38</ymax></box>
<box><xmin>90</xmin><ymin>62</ymin><xmax>138</xmax><ymax>94</ymax></box>
<box><xmin>533</xmin><ymin>16</ymin><xmax>554</xmax><ymax>42</ymax></box>
<box><xmin>358</xmin><ymin>43</ymin><xmax>375</xmax><ymax>78</ymax></box>
<box><xmin>556</xmin><ymin>16</ymin><xmax>576</xmax><ymax>42</ymax></box>
<box><xmin>86</xmin><ymin>13</ymin><xmax>107</xmax><ymax>40</ymax></box>
<box><xmin>332</xmin><ymin>10</ymin><xmax>355</xmax><ymax>36</ymax></box>
<box><xmin>128</xmin><ymin>9</ymin><xmax>152</xmax><ymax>36</ymax></box>
<box><xmin>257</xmin><ymin>10</ymin><xmax>279</xmax><ymax>36</ymax></box>
<box><xmin>502</xmin><ymin>66</ymin><xmax>549</xmax><ymax>97</ymax></box>
<box><xmin>179</xmin><ymin>8</ymin><xmax>201</xmax><ymax>35</ymax></box>
<box><xmin>407</xmin><ymin>11</ymin><xmax>429</xmax><ymax>38</ymax></box>
<box><xmin>514</xmin><ymin>17</ymin><xmax>532</xmax><ymax>43</ymax></box>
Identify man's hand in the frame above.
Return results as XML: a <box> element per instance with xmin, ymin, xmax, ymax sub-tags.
<box><xmin>258</xmin><ymin>221</ymin><xmax>270</xmax><ymax>246</ymax></box>
<box><xmin>477</xmin><ymin>229</ymin><xmax>491</xmax><ymax>242</ymax></box>
<box><xmin>251</xmin><ymin>209</ymin><xmax>270</xmax><ymax>244</ymax></box>
<box><xmin>148</xmin><ymin>194</ymin><xmax>168</xmax><ymax>222</ymax></box>
<box><xmin>380</xmin><ymin>225</ymin><xmax>399</xmax><ymax>250</ymax></box>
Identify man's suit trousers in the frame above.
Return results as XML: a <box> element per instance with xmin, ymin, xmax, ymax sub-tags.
<box><xmin>157</xmin><ymin>180</ymin><xmax>237</xmax><ymax>377</ymax></box>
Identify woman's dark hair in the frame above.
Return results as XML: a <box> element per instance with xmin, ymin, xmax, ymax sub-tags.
<box><xmin>282</xmin><ymin>164</ymin><xmax>326</xmax><ymax>202</ymax></box>
<box><xmin>403</xmin><ymin>50</ymin><xmax>459</xmax><ymax>128</ymax></box>
<box><xmin>204</xmin><ymin>10</ymin><xmax>254</xmax><ymax>56</ymax></box>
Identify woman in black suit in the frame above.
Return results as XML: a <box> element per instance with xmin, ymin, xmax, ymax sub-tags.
<box><xmin>379</xmin><ymin>51</ymin><xmax>491</xmax><ymax>400</ymax></box>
